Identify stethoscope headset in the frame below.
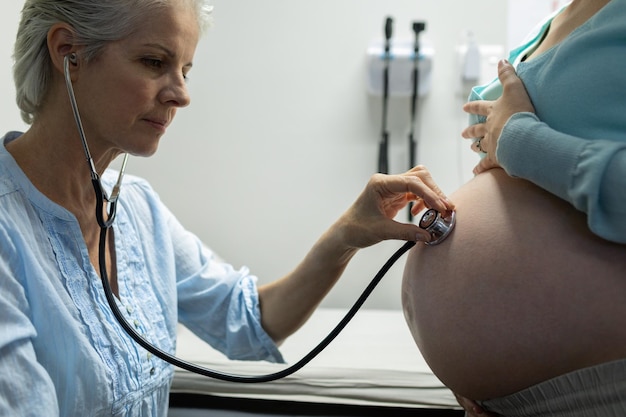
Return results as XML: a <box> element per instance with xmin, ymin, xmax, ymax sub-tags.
<box><xmin>63</xmin><ymin>53</ymin><xmax>456</xmax><ymax>383</ymax></box>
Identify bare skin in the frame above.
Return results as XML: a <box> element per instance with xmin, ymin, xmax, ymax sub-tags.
<box><xmin>402</xmin><ymin>168</ymin><xmax>626</xmax><ymax>401</ymax></box>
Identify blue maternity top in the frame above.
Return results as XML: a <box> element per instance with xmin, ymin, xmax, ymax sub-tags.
<box><xmin>469</xmin><ymin>0</ymin><xmax>626</xmax><ymax>243</ymax></box>
<box><xmin>0</xmin><ymin>132</ymin><xmax>283</xmax><ymax>416</ymax></box>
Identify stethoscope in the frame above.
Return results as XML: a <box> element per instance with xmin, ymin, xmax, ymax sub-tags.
<box><xmin>64</xmin><ymin>54</ymin><xmax>456</xmax><ymax>383</ymax></box>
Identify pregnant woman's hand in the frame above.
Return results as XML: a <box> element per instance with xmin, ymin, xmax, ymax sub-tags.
<box><xmin>462</xmin><ymin>59</ymin><xmax>535</xmax><ymax>175</ymax></box>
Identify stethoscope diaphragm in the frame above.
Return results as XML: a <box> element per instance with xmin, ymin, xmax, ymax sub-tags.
<box><xmin>418</xmin><ymin>208</ymin><xmax>456</xmax><ymax>245</ymax></box>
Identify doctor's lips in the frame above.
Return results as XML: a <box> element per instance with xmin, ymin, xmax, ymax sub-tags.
<box><xmin>144</xmin><ymin>117</ymin><xmax>169</xmax><ymax>132</ymax></box>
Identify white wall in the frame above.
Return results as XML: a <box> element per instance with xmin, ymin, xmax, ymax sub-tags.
<box><xmin>1</xmin><ymin>1</ymin><xmax>527</xmax><ymax>310</ymax></box>
<box><xmin>507</xmin><ymin>0</ymin><xmax>571</xmax><ymax>50</ymax></box>
<box><xmin>1</xmin><ymin>2</ymin><xmax>26</xmax><ymax>131</ymax></box>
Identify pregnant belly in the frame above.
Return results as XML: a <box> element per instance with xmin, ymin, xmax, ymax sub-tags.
<box><xmin>401</xmin><ymin>169</ymin><xmax>626</xmax><ymax>400</ymax></box>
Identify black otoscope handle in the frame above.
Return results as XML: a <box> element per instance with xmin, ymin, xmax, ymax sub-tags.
<box><xmin>409</xmin><ymin>21</ymin><xmax>426</xmax><ymax>128</ymax></box>
<box><xmin>379</xmin><ymin>132</ymin><xmax>389</xmax><ymax>174</ymax></box>
<box><xmin>385</xmin><ymin>17</ymin><xmax>393</xmax><ymax>43</ymax></box>
<box><xmin>408</xmin><ymin>21</ymin><xmax>426</xmax><ymax>146</ymax></box>
<box><xmin>379</xmin><ymin>17</ymin><xmax>393</xmax><ymax>174</ymax></box>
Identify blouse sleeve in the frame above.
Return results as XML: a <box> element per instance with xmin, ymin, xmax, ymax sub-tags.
<box><xmin>498</xmin><ymin>112</ymin><xmax>626</xmax><ymax>244</ymax></box>
<box><xmin>162</xmin><ymin>203</ymin><xmax>285</xmax><ymax>363</ymax></box>
<box><xmin>0</xmin><ymin>258</ymin><xmax>60</xmax><ymax>416</ymax></box>
<box><xmin>120</xmin><ymin>177</ymin><xmax>284</xmax><ymax>363</ymax></box>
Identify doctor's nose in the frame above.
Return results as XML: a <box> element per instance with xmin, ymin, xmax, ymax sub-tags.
<box><xmin>160</xmin><ymin>74</ymin><xmax>191</xmax><ymax>108</ymax></box>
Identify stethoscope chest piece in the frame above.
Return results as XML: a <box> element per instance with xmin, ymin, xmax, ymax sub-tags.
<box><xmin>418</xmin><ymin>209</ymin><xmax>456</xmax><ymax>245</ymax></box>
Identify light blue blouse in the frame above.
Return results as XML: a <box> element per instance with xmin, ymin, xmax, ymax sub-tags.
<box><xmin>468</xmin><ymin>0</ymin><xmax>626</xmax><ymax>243</ymax></box>
<box><xmin>0</xmin><ymin>131</ymin><xmax>283</xmax><ymax>416</ymax></box>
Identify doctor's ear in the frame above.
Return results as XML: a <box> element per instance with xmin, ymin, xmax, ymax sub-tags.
<box><xmin>47</xmin><ymin>23</ymin><xmax>81</xmax><ymax>75</ymax></box>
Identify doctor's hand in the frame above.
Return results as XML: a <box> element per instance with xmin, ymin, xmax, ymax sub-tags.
<box><xmin>462</xmin><ymin>59</ymin><xmax>535</xmax><ymax>175</ymax></box>
<box><xmin>338</xmin><ymin>165</ymin><xmax>454</xmax><ymax>247</ymax></box>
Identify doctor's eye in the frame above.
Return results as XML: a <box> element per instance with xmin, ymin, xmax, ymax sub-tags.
<box><xmin>141</xmin><ymin>58</ymin><xmax>164</xmax><ymax>70</ymax></box>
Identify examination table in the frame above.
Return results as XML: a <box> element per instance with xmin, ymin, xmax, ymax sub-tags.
<box><xmin>168</xmin><ymin>308</ymin><xmax>463</xmax><ymax>416</ymax></box>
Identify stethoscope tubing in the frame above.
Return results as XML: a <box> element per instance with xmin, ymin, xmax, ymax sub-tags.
<box><xmin>98</xmin><ymin>222</ymin><xmax>415</xmax><ymax>383</ymax></box>
<box><xmin>65</xmin><ymin>51</ymin><xmax>440</xmax><ymax>384</ymax></box>
<box><xmin>64</xmin><ymin>54</ymin><xmax>128</xmax><ymax>229</ymax></box>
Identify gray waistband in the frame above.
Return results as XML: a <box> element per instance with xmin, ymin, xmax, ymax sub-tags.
<box><xmin>480</xmin><ymin>358</ymin><xmax>626</xmax><ymax>417</ymax></box>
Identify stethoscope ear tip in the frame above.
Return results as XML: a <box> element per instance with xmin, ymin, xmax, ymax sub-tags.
<box><xmin>66</xmin><ymin>53</ymin><xmax>78</xmax><ymax>65</ymax></box>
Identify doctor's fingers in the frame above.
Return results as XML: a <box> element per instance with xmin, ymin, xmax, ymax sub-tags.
<box><xmin>400</xmin><ymin>166</ymin><xmax>454</xmax><ymax>212</ymax></box>
<box><xmin>383</xmin><ymin>218</ymin><xmax>433</xmax><ymax>243</ymax></box>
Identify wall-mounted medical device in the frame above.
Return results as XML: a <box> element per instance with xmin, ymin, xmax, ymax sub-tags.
<box><xmin>366</xmin><ymin>37</ymin><xmax>434</xmax><ymax>97</ymax></box>
<box><xmin>456</xmin><ymin>31</ymin><xmax>504</xmax><ymax>97</ymax></box>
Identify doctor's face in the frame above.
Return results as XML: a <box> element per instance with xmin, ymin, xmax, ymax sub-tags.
<box><xmin>73</xmin><ymin>3</ymin><xmax>200</xmax><ymax>159</ymax></box>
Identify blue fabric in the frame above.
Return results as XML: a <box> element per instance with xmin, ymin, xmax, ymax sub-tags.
<box><xmin>0</xmin><ymin>131</ymin><xmax>283</xmax><ymax>417</ymax></box>
<box><xmin>468</xmin><ymin>0</ymin><xmax>626</xmax><ymax>243</ymax></box>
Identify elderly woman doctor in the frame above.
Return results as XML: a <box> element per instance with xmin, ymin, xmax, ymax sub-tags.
<box><xmin>0</xmin><ymin>0</ymin><xmax>454</xmax><ymax>416</ymax></box>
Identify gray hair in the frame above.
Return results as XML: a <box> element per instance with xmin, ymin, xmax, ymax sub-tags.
<box><xmin>13</xmin><ymin>0</ymin><xmax>212</xmax><ymax>124</ymax></box>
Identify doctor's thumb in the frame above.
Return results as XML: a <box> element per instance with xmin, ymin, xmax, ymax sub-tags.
<box><xmin>405</xmin><ymin>223</ymin><xmax>432</xmax><ymax>243</ymax></box>
<box><xmin>381</xmin><ymin>220</ymin><xmax>431</xmax><ymax>244</ymax></box>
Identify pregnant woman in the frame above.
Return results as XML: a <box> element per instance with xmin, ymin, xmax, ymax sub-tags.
<box><xmin>402</xmin><ymin>0</ymin><xmax>626</xmax><ymax>415</ymax></box>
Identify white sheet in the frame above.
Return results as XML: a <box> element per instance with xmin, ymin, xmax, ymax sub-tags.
<box><xmin>171</xmin><ymin>308</ymin><xmax>459</xmax><ymax>410</ymax></box>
